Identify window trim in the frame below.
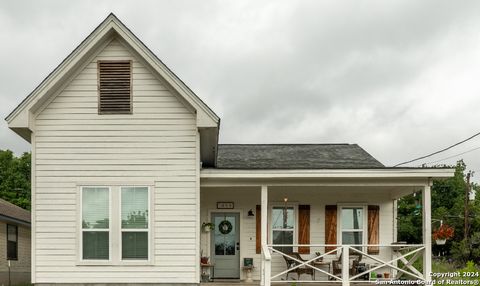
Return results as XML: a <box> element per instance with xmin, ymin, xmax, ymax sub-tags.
<box><xmin>337</xmin><ymin>204</ymin><xmax>368</xmax><ymax>248</ymax></box>
<box><xmin>269</xmin><ymin>204</ymin><xmax>297</xmax><ymax>252</ymax></box>
<box><xmin>6</xmin><ymin>224</ymin><xmax>18</xmax><ymax>261</ymax></box>
<box><xmin>119</xmin><ymin>186</ymin><xmax>151</xmax><ymax>263</ymax></box>
<box><xmin>79</xmin><ymin>186</ymin><xmax>112</xmax><ymax>264</ymax></box>
<box><xmin>77</xmin><ymin>185</ymin><xmax>153</xmax><ymax>266</ymax></box>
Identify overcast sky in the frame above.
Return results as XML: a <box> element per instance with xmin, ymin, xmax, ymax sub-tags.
<box><xmin>0</xmin><ymin>1</ymin><xmax>479</xmax><ymax>182</ymax></box>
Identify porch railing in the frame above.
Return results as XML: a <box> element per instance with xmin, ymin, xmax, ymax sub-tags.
<box><xmin>261</xmin><ymin>244</ymin><xmax>426</xmax><ymax>286</ymax></box>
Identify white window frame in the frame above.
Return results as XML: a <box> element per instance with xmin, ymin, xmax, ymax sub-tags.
<box><xmin>77</xmin><ymin>185</ymin><xmax>153</xmax><ymax>266</ymax></box>
<box><xmin>119</xmin><ymin>186</ymin><xmax>151</xmax><ymax>264</ymax></box>
<box><xmin>270</xmin><ymin>204</ymin><xmax>297</xmax><ymax>252</ymax></box>
<box><xmin>79</xmin><ymin>186</ymin><xmax>112</xmax><ymax>264</ymax></box>
<box><xmin>337</xmin><ymin>204</ymin><xmax>367</xmax><ymax>248</ymax></box>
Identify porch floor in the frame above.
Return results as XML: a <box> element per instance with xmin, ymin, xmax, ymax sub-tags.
<box><xmin>200</xmin><ymin>283</ymin><xmax>379</xmax><ymax>286</ymax></box>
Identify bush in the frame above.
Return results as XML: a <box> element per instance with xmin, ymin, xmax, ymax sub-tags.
<box><xmin>459</xmin><ymin>261</ymin><xmax>480</xmax><ymax>281</ymax></box>
<box><xmin>451</xmin><ymin>233</ymin><xmax>480</xmax><ymax>265</ymax></box>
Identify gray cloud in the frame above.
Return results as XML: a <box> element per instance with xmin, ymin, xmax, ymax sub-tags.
<box><xmin>1</xmin><ymin>0</ymin><xmax>479</xmax><ymax>182</ymax></box>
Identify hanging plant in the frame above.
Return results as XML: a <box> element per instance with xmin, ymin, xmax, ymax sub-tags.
<box><xmin>433</xmin><ymin>224</ymin><xmax>454</xmax><ymax>245</ymax></box>
<box><xmin>202</xmin><ymin>222</ymin><xmax>215</xmax><ymax>232</ymax></box>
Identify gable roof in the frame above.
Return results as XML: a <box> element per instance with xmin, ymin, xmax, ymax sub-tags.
<box><xmin>0</xmin><ymin>198</ymin><xmax>31</xmax><ymax>226</ymax></box>
<box><xmin>215</xmin><ymin>144</ymin><xmax>384</xmax><ymax>169</ymax></box>
<box><xmin>5</xmin><ymin>13</ymin><xmax>219</xmax><ymax>141</ymax></box>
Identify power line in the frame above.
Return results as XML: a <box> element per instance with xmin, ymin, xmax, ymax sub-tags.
<box><xmin>394</xmin><ymin>131</ymin><xmax>480</xmax><ymax>167</ymax></box>
<box><xmin>424</xmin><ymin>146</ymin><xmax>480</xmax><ymax>165</ymax></box>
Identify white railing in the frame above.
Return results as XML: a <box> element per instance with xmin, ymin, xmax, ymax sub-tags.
<box><xmin>262</xmin><ymin>244</ymin><xmax>426</xmax><ymax>286</ymax></box>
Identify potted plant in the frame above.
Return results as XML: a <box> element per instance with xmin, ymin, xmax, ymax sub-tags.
<box><xmin>200</xmin><ymin>250</ymin><xmax>209</xmax><ymax>264</ymax></box>
<box><xmin>433</xmin><ymin>224</ymin><xmax>454</xmax><ymax>245</ymax></box>
<box><xmin>202</xmin><ymin>222</ymin><xmax>215</xmax><ymax>232</ymax></box>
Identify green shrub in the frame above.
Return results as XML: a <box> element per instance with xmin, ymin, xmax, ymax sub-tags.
<box><xmin>458</xmin><ymin>261</ymin><xmax>480</xmax><ymax>281</ymax></box>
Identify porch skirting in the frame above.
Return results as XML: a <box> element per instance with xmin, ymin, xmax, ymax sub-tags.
<box><xmin>35</xmin><ymin>283</ymin><xmax>200</xmax><ymax>286</ymax></box>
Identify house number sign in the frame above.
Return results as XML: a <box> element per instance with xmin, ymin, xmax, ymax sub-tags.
<box><xmin>217</xmin><ymin>202</ymin><xmax>234</xmax><ymax>209</ymax></box>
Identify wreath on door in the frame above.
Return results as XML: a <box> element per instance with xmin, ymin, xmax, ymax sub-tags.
<box><xmin>218</xmin><ymin>220</ymin><xmax>233</xmax><ymax>234</ymax></box>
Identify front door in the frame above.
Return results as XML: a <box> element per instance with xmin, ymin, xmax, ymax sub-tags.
<box><xmin>211</xmin><ymin>212</ymin><xmax>240</xmax><ymax>279</ymax></box>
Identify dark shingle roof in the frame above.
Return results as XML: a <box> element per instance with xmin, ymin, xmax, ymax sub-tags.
<box><xmin>215</xmin><ymin>144</ymin><xmax>384</xmax><ymax>169</ymax></box>
<box><xmin>0</xmin><ymin>198</ymin><xmax>31</xmax><ymax>224</ymax></box>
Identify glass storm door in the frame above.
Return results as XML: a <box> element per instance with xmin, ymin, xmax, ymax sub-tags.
<box><xmin>211</xmin><ymin>212</ymin><xmax>240</xmax><ymax>279</ymax></box>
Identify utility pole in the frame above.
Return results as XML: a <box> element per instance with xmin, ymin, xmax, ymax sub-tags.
<box><xmin>464</xmin><ymin>171</ymin><xmax>472</xmax><ymax>240</ymax></box>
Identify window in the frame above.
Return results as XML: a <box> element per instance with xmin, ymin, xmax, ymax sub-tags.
<box><xmin>81</xmin><ymin>187</ymin><xmax>110</xmax><ymax>260</ymax></box>
<box><xmin>340</xmin><ymin>206</ymin><xmax>364</xmax><ymax>250</ymax></box>
<box><xmin>121</xmin><ymin>187</ymin><xmax>149</xmax><ymax>260</ymax></box>
<box><xmin>271</xmin><ymin>206</ymin><xmax>295</xmax><ymax>253</ymax></box>
<box><xmin>79</xmin><ymin>185</ymin><xmax>150</xmax><ymax>263</ymax></box>
<box><xmin>98</xmin><ymin>60</ymin><xmax>132</xmax><ymax>114</ymax></box>
<box><xmin>7</xmin><ymin>224</ymin><xmax>18</xmax><ymax>260</ymax></box>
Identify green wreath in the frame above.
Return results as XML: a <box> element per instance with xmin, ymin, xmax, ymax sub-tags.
<box><xmin>218</xmin><ymin>220</ymin><xmax>233</xmax><ymax>234</ymax></box>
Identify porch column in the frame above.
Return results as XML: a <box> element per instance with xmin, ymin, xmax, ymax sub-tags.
<box><xmin>261</xmin><ymin>185</ymin><xmax>269</xmax><ymax>286</ymax></box>
<box><xmin>342</xmin><ymin>245</ymin><xmax>350</xmax><ymax>286</ymax></box>
<box><xmin>422</xmin><ymin>184</ymin><xmax>432</xmax><ymax>281</ymax></box>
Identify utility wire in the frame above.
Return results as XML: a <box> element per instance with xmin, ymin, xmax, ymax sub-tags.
<box><xmin>394</xmin><ymin>131</ymin><xmax>480</xmax><ymax>167</ymax></box>
<box><xmin>424</xmin><ymin>146</ymin><xmax>480</xmax><ymax>165</ymax></box>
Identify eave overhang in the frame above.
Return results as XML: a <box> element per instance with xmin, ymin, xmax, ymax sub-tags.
<box><xmin>200</xmin><ymin>168</ymin><xmax>455</xmax><ymax>187</ymax></box>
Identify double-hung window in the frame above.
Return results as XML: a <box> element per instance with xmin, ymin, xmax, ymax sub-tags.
<box><xmin>81</xmin><ymin>187</ymin><xmax>110</xmax><ymax>260</ymax></box>
<box><xmin>80</xmin><ymin>186</ymin><xmax>150</xmax><ymax>263</ymax></box>
<box><xmin>271</xmin><ymin>206</ymin><xmax>295</xmax><ymax>254</ymax></box>
<box><xmin>340</xmin><ymin>206</ymin><xmax>364</xmax><ymax>250</ymax></box>
<box><xmin>121</xmin><ymin>186</ymin><xmax>149</xmax><ymax>260</ymax></box>
<box><xmin>7</xmin><ymin>224</ymin><xmax>18</xmax><ymax>260</ymax></box>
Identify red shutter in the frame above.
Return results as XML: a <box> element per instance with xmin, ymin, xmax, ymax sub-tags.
<box><xmin>298</xmin><ymin>205</ymin><xmax>310</xmax><ymax>254</ymax></box>
<box><xmin>368</xmin><ymin>205</ymin><xmax>380</xmax><ymax>254</ymax></box>
<box><xmin>325</xmin><ymin>205</ymin><xmax>337</xmax><ymax>252</ymax></box>
<box><xmin>256</xmin><ymin>205</ymin><xmax>261</xmax><ymax>254</ymax></box>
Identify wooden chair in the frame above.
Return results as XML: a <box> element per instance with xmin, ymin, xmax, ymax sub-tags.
<box><xmin>332</xmin><ymin>250</ymin><xmax>362</xmax><ymax>276</ymax></box>
<box><xmin>282</xmin><ymin>252</ymin><xmax>315</xmax><ymax>280</ymax></box>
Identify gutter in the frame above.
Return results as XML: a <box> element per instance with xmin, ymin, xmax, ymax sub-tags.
<box><xmin>0</xmin><ymin>214</ymin><xmax>31</xmax><ymax>228</ymax></box>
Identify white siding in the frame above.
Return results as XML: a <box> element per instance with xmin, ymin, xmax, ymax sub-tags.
<box><xmin>200</xmin><ymin>186</ymin><xmax>395</xmax><ymax>281</ymax></box>
<box><xmin>33</xmin><ymin>38</ymin><xmax>198</xmax><ymax>284</ymax></box>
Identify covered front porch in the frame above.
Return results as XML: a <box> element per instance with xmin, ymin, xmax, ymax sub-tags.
<box><xmin>199</xmin><ymin>168</ymin><xmax>453</xmax><ymax>285</ymax></box>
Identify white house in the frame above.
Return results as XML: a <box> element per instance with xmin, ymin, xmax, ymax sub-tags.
<box><xmin>5</xmin><ymin>14</ymin><xmax>454</xmax><ymax>286</ymax></box>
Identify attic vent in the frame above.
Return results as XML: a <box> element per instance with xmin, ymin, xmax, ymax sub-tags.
<box><xmin>98</xmin><ymin>60</ymin><xmax>132</xmax><ymax>114</ymax></box>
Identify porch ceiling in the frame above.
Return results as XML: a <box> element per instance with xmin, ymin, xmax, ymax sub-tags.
<box><xmin>200</xmin><ymin>185</ymin><xmax>419</xmax><ymax>201</ymax></box>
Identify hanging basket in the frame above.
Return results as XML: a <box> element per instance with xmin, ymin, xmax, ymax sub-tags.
<box><xmin>202</xmin><ymin>222</ymin><xmax>214</xmax><ymax>233</ymax></box>
<box><xmin>436</xmin><ymin>239</ymin><xmax>446</xmax><ymax>245</ymax></box>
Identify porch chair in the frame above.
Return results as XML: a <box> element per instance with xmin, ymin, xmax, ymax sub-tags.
<box><xmin>282</xmin><ymin>252</ymin><xmax>315</xmax><ymax>280</ymax></box>
<box><xmin>332</xmin><ymin>250</ymin><xmax>362</xmax><ymax>277</ymax></box>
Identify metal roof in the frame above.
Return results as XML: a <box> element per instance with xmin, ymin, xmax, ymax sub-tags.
<box><xmin>215</xmin><ymin>144</ymin><xmax>385</xmax><ymax>169</ymax></box>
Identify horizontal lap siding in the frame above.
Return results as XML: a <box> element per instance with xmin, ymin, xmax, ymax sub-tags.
<box><xmin>34</xmin><ymin>39</ymin><xmax>198</xmax><ymax>284</ymax></box>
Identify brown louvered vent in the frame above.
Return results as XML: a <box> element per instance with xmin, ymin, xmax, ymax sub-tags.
<box><xmin>98</xmin><ymin>60</ymin><xmax>132</xmax><ymax>114</ymax></box>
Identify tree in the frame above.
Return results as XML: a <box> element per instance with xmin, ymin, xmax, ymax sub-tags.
<box><xmin>0</xmin><ymin>149</ymin><xmax>31</xmax><ymax>210</ymax></box>
<box><xmin>397</xmin><ymin>160</ymin><xmax>480</xmax><ymax>264</ymax></box>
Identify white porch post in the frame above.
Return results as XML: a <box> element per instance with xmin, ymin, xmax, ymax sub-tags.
<box><xmin>261</xmin><ymin>185</ymin><xmax>269</xmax><ymax>286</ymax></box>
<box><xmin>392</xmin><ymin>199</ymin><xmax>398</xmax><ymax>278</ymax></box>
<box><xmin>342</xmin><ymin>245</ymin><xmax>350</xmax><ymax>286</ymax></box>
<box><xmin>422</xmin><ymin>184</ymin><xmax>432</xmax><ymax>281</ymax></box>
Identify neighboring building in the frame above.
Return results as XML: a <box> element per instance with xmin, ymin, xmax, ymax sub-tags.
<box><xmin>5</xmin><ymin>14</ymin><xmax>454</xmax><ymax>286</ymax></box>
<box><xmin>0</xmin><ymin>199</ymin><xmax>31</xmax><ymax>285</ymax></box>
